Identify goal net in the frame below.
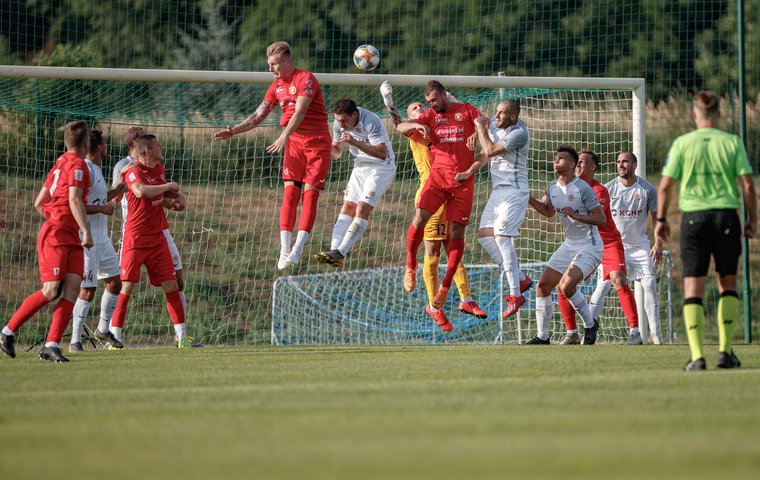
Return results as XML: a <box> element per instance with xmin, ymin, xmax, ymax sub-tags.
<box><xmin>0</xmin><ymin>67</ymin><xmax>664</xmax><ymax>347</ymax></box>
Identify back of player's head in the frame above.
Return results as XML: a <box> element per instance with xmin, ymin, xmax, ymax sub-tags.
<box><xmin>501</xmin><ymin>99</ymin><xmax>521</xmax><ymax>116</ymax></box>
<box><xmin>64</xmin><ymin>120</ymin><xmax>89</xmax><ymax>149</ymax></box>
<box><xmin>267</xmin><ymin>41</ymin><xmax>291</xmax><ymax>58</ymax></box>
<box><xmin>88</xmin><ymin>129</ymin><xmax>105</xmax><ymax>154</ymax></box>
<box><xmin>557</xmin><ymin>144</ymin><xmax>579</xmax><ymax>163</ymax></box>
<box><xmin>424</xmin><ymin>80</ymin><xmax>446</xmax><ymax>96</ymax></box>
<box><xmin>133</xmin><ymin>134</ymin><xmax>157</xmax><ymax>158</ymax></box>
<box><xmin>124</xmin><ymin>127</ymin><xmax>146</xmax><ymax>149</ymax></box>
<box><xmin>618</xmin><ymin>151</ymin><xmax>638</xmax><ymax>164</ymax></box>
<box><xmin>579</xmin><ymin>149</ymin><xmax>599</xmax><ymax>167</ymax></box>
<box><xmin>693</xmin><ymin>90</ymin><xmax>720</xmax><ymax>118</ymax></box>
<box><xmin>333</xmin><ymin>98</ymin><xmax>358</xmax><ymax>116</ymax></box>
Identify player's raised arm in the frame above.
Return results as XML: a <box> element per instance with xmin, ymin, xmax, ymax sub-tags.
<box><xmin>529</xmin><ymin>191</ymin><xmax>555</xmax><ymax>218</ymax></box>
<box><xmin>562</xmin><ymin>205</ymin><xmax>606</xmax><ymax>226</ymax></box>
<box><xmin>380</xmin><ymin>81</ymin><xmax>402</xmax><ymax>125</ymax></box>
<box><xmin>396</xmin><ymin>121</ymin><xmax>429</xmax><ymax>138</ymax></box>
<box><xmin>215</xmin><ymin>100</ymin><xmax>276</xmax><ymax>140</ymax></box>
<box><xmin>130</xmin><ymin>177</ymin><xmax>179</xmax><ymax>199</ymax></box>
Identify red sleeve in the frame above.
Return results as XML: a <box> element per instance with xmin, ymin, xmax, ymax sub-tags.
<box><xmin>415</xmin><ymin>108</ymin><xmax>434</xmax><ymax>127</ymax></box>
<box><xmin>67</xmin><ymin>159</ymin><xmax>88</xmax><ymax>191</ymax></box>
<box><xmin>467</xmin><ymin>103</ymin><xmax>485</xmax><ymax>121</ymax></box>
<box><xmin>264</xmin><ymin>80</ymin><xmax>278</xmax><ymax>105</ymax></box>
<box><xmin>296</xmin><ymin>71</ymin><xmax>318</xmax><ymax>98</ymax></box>
<box><xmin>594</xmin><ymin>183</ymin><xmax>610</xmax><ymax>208</ymax></box>
<box><xmin>124</xmin><ymin>166</ymin><xmax>143</xmax><ymax>189</ymax></box>
<box><xmin>43</xmin><ymin>169</ymin><xmax>54</xmax><ymax>189</ymax></box>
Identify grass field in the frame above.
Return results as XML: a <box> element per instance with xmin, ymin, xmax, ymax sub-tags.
<box><xmin>2</xmin><ymin>344</ymin><xmax>760</xmax><ymax>480</ymax></box>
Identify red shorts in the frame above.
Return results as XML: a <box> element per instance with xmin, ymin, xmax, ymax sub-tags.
<box><xmin>600</xmin><ymin>241</ymin><xmax>627</xmax><ymax>280</ymax></box>
<box><xmin>120</xmin><ymin>240</ymin><xmax>176</xmax><ymax>286</ymax></box>
<box><xmin>37</xmin><ymin>223</ymin><xmax>84</xmax><ymax>282</ymax></box>
<box><xmin>417</xmin><ymin>178</ymin><xmax>474</xmax><ymax>225</ymax></box>
<box><xmin>283</xmin><ymin>130</ymin><xmax>331</xmax><ymax>189</ymax></box>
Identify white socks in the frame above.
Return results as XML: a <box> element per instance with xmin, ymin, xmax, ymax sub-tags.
<box><xmin>535</xmin><ymin>295</ymin><xmax>552</xmax><ymax>340</ymax></box>
<box><xmin>330</xmin><ymin>214</ymin><xmax>353</xmax><ymax>250</ymax></box>
<box><xmin>477</xmin><ymin>236</ymin><xmax>503</xmax><ymax>266</ymax></box>
<box><xmin>110</xmin><ymin>326</ymin><xmax>123</xmax><ymax>342</ymax></box>
<box><xmin>280</xmin><ymin>230</ymin><xmax>292</xmax><ymax>256</ymax></box>
<box><xmin>71</xmin><ymin>299</ymin><xmax>91</xmax><ymax>343</ymax></box>
<box><xmin>98</xmin><ymin>291</ymin><xmax>119</xmax><ymax>333</ymax></box>
<box><xmin>291</xmin><ymin>230</ymin><xmax>309</xmax><ymax>255</ymax></box>
<box><xmin>495</xmin><ymin>236</ymin><xmax>521</xmax><ymax>296</ymax></box>
<box><xmin>567</xmin><ymin>290</ymin><xmax>595</xmax><ymax>328</ymax></box>
<box><xmin>640</xmin><ymin>276</ymin><xmax>660</xmax><ymax>333</ymax></box>
<box><xmin>174</xmin><ymin>321</ymin><xmax>187</xmax><ymax>339</ymax></box>
<box><xmin>588</xmin><ymin>279</ymin><xmax>612</xmax><ymax>320</ymax></box>
<box><xmin>338</xmin><ymin>218</ymin><xmax>368</xmax><ymax>255</ymax></box>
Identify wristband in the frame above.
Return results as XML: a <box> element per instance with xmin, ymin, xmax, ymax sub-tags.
<box><xmin>656</xmin><ymin>217</ymin><xmax>667</xmax><ymax>222</ymax></box>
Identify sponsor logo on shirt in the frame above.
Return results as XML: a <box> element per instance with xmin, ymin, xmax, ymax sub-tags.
<box><xmin>611</xmin><ymin>208</ymin><xmax>644</xmax><ymax>217</ymax></box>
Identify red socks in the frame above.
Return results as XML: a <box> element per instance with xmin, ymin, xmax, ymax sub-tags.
<box><xmin>7</xmin><ymin>291</ymin><xmax>51</xmax><ymax>332</ymax></box>
<box><xmin>440</xmin><ymin>239</ymin><xmax>464</xmax><ymax>289</ymax></box>
<box><xmin>298</xmin><ymin>189</ymin><xmax>320</xmax><ymax>233</ymax></box>
<box><xmin>280</xmin><ymin>184</ymin><xmax>301</xmax><ymax>231</ymax></box>
<box><xmin>406</xmin><ymin>225</ymin><xmax>425</xmax><ymax>269</ymax></box>
<box><xmin>46</xmin><ymin>298</ymin><xmax>75</xmax><ymax>344</ymax></box>
<box><xmin>616</xmin><ymin>285</ymin><xmax>639</xmax><ymax>329</ymax></box>
<box><xmin>557</xmin><ymin>292</ymin><xmax>578</xmax><ymax>331</ymax></box>
<box><xmin>111</xmin><ymin>293</ymin><xmax>131</xmax><ymax>328</ymax></box>
<box><xmin>166</xmin><ymin>290</ymin><xmax>185</xmax><ymax>325</ymax></box>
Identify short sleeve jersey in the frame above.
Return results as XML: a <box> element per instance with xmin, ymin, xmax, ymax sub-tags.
<box><xmin>415</xmin><ymin>102</ymin><xmax>483</xmax><ymax>188</ymax></box>
<box><xmin>113</xmin><ymin>155</ymin><xmax>137</xmax><ymax>228</ymax></box>
<box><xmin>545</xmin><ymin>177</ymin><xmax>602</xmax><ymax>246</ymax></box>
<box><xmin>84</xmin><ymin>159</ymin><xmax>110</xmax><ymax>244</ymax></box>
<box><xmin>606</xmin><ymin>176</ymin><xmax>658</xmax><ymax>249</ymax></box>
<box><xmin>487</xmin><ymin>118</ymin><xmax>530</xmax><ymax>190</ymax></box>
<box><xmin>587</xmin><ymin>178</ymin><xmax>623</xmax><ymax>246</ymax></box>
<box><xmin>662</xmin><ymin>128</ymin><xmax>753</xmax><ymax>212</ymax></box>
<box><xmin>264</xmin><ymin>69</ymin><xmax>328</xmax><ymax>131</ymax></box>
<box><xmin>123</xmin><ymin>162</ymin><xmax>169</xmax><ymax>248</ymax></box>
<box><xmin>332</xmin><ymin>107</ymin><xmax>395</xmax><ymax>168</ymax></box>
<box><xmin>42</xmin><ymin>151</ymin><xmax>90</xmax><ymax>246</ymax></box>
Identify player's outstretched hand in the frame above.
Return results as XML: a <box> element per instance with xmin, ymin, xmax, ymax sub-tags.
<box><xmin>266</xmin><ymin>132</ymin><xmax>289</xmax><ymax>154</ymax></box>
<box><xmin>214</xmin><ymin>126</ymin><xmax>235</xmax><ymax>140</ymax></box>
<box><xmin>380</xmin><ymin>81</ymin><xmax>394</xmax><ymax>105</ymax></box>
<box><xmin>101</xmin><ymin>203</ymin><xmax>115</xmax><ymax>216</ymax></box>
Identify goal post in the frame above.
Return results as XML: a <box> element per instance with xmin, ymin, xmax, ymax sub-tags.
<box><xmin>0</xmin><ymin>66</ymin><xmax>659</xmax><ymax>347</ymax></box>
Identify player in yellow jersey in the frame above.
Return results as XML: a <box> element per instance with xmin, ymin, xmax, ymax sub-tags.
<box><xmin>380</xmin><ymin>81</ymin><xmax>486</xmax><ymax>319</ymax></box>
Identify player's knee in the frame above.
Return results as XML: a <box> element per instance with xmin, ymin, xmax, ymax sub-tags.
<box><xmin>40</xmin><ymin>283</ymin><xmax>61</xmax><ymax>301</ymax></box>
<box><xmin>79</xmin><ymin>287</ymin><xmax>96</xmax><ymax>302</ymax></box>
<box><xmin>105</xmin><ymin>278</ymin><xmax>122</xmax><ymax>294</ymax></box>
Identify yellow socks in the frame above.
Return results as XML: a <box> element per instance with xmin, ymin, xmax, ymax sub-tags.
<box><xmin>422</xmin><ymin>256</ymin><xmax>439</xmax><ymax>305</ymax></box>
<box><xmin>453</xmin><ymin>261</ymin><xmax>471</xmax><ymax>301</ymax></box>
<box><xmin>718</xmin><ymin>292</ymin><xmax>739</xmax><ymax>354</ymax></box>
<box><xmin>683</xmin><ymin>299</ymin><xmax>705</xmax><ymax>361</ymax></box>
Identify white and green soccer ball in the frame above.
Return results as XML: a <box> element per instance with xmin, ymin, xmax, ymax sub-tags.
<box><xmin>353</xmin><ymin>44</ymin><xmax>380</xmax><ymax>71</ymax></box>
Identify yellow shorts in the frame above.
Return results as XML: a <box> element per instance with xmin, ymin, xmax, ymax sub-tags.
<box><xmin>424</xmin><ymin>205</ymin><xmax>448</xmax><ymax>241</ymax></box>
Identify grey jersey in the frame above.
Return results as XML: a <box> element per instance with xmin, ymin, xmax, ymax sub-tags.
<box><xmin>487</xmin><ymin>118</ymin><xmax>530</xmax><ymax>190</ymax></box>
<box><xmin>84</xmin><ymin>159</ymin><xmax>110</xmax><ymax>244</ymax></box>
<box><xmin>112</xmin><ymin>155</ymin><xmax>137</xmax><ymax>228</ymax></box>
<box><xmin>332</xmin><ymin>107</ymin><xmax>395</xmax><ymax>169</ymax></box>
<box><xmin>546</xmin><ymin>177</ymin><xmax>603</xmax><ymax>247</ymax></box>
<box><xmin>605</xmin><ymin>176</ymin><xmax>658</xmax><ymax>249</ymax></box>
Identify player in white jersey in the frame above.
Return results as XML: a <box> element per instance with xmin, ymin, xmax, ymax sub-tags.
<box><xmin>112</xmin><ymin>127</ymin><xmax>187</xmax><ymax>341</ymax></box>
<box><xmin>589</xmin><ymin>151</ymin><xmax>663</xmax><ymax>344</ymax></box>
<box><xmin>455</xmin><ymin>100</ymin><xmax>533</xmax><ymax>318</ymax></box>
<box><xmin>527</xmin><ymin>145</ymin><xmax>606</xmax><ymax>345</ymax></box>
<box><xmin>69</xmin><ymin>130</ymin><xmax>125</xmax><ymax>351</ymax></box>
<box><xmin>314</xmin><ymin>98</ymin><xmax>396</xmax><ymax>267</ymax></box>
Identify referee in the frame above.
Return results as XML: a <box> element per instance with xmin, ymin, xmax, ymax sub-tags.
<box><xmin>655</xmin><ymin>90</ymin><xmax>757</xmax><ymax>371</ymax></box>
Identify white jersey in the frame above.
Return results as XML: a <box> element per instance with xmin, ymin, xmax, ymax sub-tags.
<box><xmin>487</xmin><ymin>118</ymin><xmax>530</xmax><ymax>190</ymax></box>
<box><xmin>546</xmin><ymin>177</ymin><xmax>603</xmax><ymax>247</ymax></box>
<box><xmin>332</xmin><ymin>107</ymin><xmax>395</xmax><ymax>169</ymax></box>
<box><xmin>112</xmin><ymin>155</ymin><xmax>137</xmax><ymax>227</ymax></box>
<box><xmin>605</xmin><ymin>176</ymin><xmax>658</xmax><ymax>249</ymax></box>
<box><xmin>83</xmin><ymin>159</ymin><xmax>111</xmax><ymax>244</ymax></box>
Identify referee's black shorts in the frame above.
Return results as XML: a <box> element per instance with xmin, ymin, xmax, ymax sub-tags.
<box><xmin>680</xmin><ymin>209</ymin><xmax>742</xmax><ymax>277</ymax></box>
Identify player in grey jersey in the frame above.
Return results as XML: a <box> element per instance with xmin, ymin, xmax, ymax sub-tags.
<box><xmin>455</xmin><ymin>100</ymin><xmax>533</xmax><ymax>318</ymax></box>
<box><xmin>314</xmin><ymin>98</ymin><xmax>396</xmax><ymax>267</ymax></box>
<box><xmin>527</xmin><ymin>145</ymin><xmax>606</xmax><ymax>345</ymax></box>
<box><xmin>588</xmin><ymin>151</ymin><xmax>663</xmax><ymax>344</ymax></box>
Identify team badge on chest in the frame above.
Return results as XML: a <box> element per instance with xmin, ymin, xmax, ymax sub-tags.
<box><xmin>289</xmin><ymin>85</ymin><xmax>297</xmax><ymax>95</ymax></box>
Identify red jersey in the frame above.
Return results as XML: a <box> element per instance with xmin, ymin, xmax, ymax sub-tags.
<box><xmin>588</xmin><ymin>178</ymin><xmax>623</xmax><ymax>246</ymax></box>
<box><xmin>123</xmin><ymin>162</ymin><xmax>169</xmax><ymax>248</ymax></box>
<box><xmin>41</xmin><ymin>151</ymin><xmax>89</xmax><ymax>246</ymax></box>
<box><xmin>415</xmin><ymin>102</ymin><xmax>483</xmax><ymax>188</ymax></box>
<box><xmin>264</xmin><ymin>69</ymin><xmax>328</xmax><ymax>131</ymax></box>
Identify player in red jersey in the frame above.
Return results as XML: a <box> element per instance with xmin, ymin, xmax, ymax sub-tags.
<box><xmin>396</xmin><ymin>80</ymin><xmax>485</xmax><ymax>331</ymax></box>
<box><xmin>1</xmin><ymin>121</ymin><xmax>93</xmax><ymax>362</ymax></box>
<box><xmin>109</xmin><ymin>135</ymin><xmax>192</xmax><ymax>348</ymax></box>
<box><xmin>214</xmin><ymin>41</ymin><xmax>331</xmax><ymax>271</ymax></box>
<box><xmin>556</xmin><ymin>150</ymin><xmax>641</xmax><ymax>345</ymax></box>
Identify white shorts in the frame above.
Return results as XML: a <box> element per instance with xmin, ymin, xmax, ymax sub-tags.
<box><xmin>478</xmin><ymin>187</ymin><xmax>530</xmax><ymax>237</ymax></box>
<box><xmin>163</xmin><ymin>229</ymin><xmax>183</xmax><ymax>271</ymax></box>
<box><xmin>343</xmin><ymin>165</ymin><xmax>396</xmax><ymax>208</ymax></box>
<box><xmin>624</xmin><ymin>244</ymin><xmax>656</xmax><ymax>281</ymax></box>
<box><xmin>546</xmin><ymin>241</ymin><xmax>603</xmax><ymax>279</ymax></box>
<box><xmin>81</xmin><ymin>241</ymin><xmax>120</xmax><ymax>288</ymax></box>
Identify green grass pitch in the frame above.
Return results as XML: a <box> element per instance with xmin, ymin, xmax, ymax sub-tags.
<box><xmin>2</xmin><ymin>344</ymin><xmax>760</xmax><ymax>480</ymax></box>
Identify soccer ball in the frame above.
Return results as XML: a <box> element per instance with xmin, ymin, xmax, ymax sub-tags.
<box><xmin>353</xmin><ymin>44</ymin><xmax>380</xmax><ymax>71</ymax></box>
